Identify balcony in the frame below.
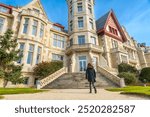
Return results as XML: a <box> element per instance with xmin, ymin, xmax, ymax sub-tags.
<box><xmin>128</xmin><ymin>57</ymin><xmax>138</xmax><ymax>64</ymax></box>
<box><xmin>66</xmin><ymin>43</ymin><xmax>103</xmax><ymax>54</ymax></box>
<box><xmin>21</xmin><ymin>9</ymin><xmax>47</xmax><ymax>22</ymax></box>
<box><xmin>110</xmin><ymin>47</ymin><xmax>127</xmax><ymax>54</ymax></box>
<box><xmin>123</xmin><ymin>44</ymin><xmax>136</xmax><ymax>51</ymax></box>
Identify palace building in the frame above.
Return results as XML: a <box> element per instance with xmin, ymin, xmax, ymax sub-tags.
<box><xmin>0</xmin><ymin>0</ymin><xmax>150</xmax><ymax>88</ymax></box>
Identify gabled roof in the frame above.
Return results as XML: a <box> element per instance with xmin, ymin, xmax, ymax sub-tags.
<box><xmin>96</xmin><ymin>11</ymin><xmax>109</xmax><ymax>31</ymax></box>
<box><xmin>21</xmin><ymin>0</ymin><xmax>48</xmax><ymax>19</ymax></box>
<box><xmin>96</xmin><ymin>10</ymin><xmax>127</xmax><ymax>42</ymax></box>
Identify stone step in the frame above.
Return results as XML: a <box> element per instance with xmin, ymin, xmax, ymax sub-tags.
<box><xmin>43</xmin><ymin>72</ymin><xmax>118</xmax><ymax>89</ymax></box>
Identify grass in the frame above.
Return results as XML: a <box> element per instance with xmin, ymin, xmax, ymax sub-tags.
<box><xmin>106</xmin><ymin>86</ymin><xmax>150</xmax><ymax>98</ymax></box>
<box><xmin>0</xmin><ymin>88</ymin><xmax>47</xmax><ymax>96</ymax></box>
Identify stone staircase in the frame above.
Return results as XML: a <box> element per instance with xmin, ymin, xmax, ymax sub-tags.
<box><xmin>43</xmin><ymin>72</ymin><xmax>118</xmax><ymax>89</ymax></box>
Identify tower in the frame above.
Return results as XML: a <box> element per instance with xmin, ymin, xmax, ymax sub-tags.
<box><xmin>66</xmin><ymin>0</ymin><xmax>103</xmax><ymax>72</ymax></box>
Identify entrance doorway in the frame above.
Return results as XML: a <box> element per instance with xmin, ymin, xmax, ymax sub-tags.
<box><xmin>79</xmin><ymin>56</ymin><xmax>87</xmax><ymax>72</ymax></box>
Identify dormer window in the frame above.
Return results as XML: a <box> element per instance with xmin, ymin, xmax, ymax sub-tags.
<box><xmin>33</xmin><ymin>8</ymin><xmax>40</xmax><ymax>14</ymax></box>
<box><xmin>109</xmin><ymin>26</ymin><xmax>118</xmax><ymax>36</ymax></box>
<box><xmin>53</xmin><ymin>25</ymin><xmax>61</xmax><ymax>31</ymax></box>
<box><xmin>0</xmin><ymin>6</ymin><xmax>9</xmax><ymax>13</ymax></box>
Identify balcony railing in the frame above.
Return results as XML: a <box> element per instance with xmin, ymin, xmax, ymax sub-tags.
<box><xmin>21</xmin><ymin>9</ymin><xmax>47</xmax><ymax>21</ymax></box>
<box><xmin>123</xmin><ymin>44</ymin><xmax>136</xmax><ymax>51</ymax></box>
<box><xmin>128</xmin><ymin>57</ymin><xmax>137</xmax><ymax>64</ymax></box>
<box><xmin>66</xmin><ymin>43</ymin><xmax>103</xmax><ymax>54</ymax></box>
<box><xmin>110</xmin><ymin>47</ymin><xmax>127</xmax><ymax>53</ymax></box>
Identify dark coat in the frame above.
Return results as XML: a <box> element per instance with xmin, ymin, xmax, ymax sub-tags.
<box><xmin>86</xmin><ymin>68</ymin><xmax>96</xmax><ymax>82</ymax></box>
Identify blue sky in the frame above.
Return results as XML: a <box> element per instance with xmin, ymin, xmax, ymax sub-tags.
<box><xmin>0</xmin><ymin>0</ymin><xmax>150</xmax><ymax>45</ymax></box>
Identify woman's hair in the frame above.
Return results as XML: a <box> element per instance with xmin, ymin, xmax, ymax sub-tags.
<box><xmin>87</xmin><ymin>63</ymin><xmax>93</xmax><ymax>68</ymax></box>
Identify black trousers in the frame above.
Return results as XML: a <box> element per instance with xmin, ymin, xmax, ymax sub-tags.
<box><xmin>89</xmin><ymin>81</ymin><xmax>97</xmax><ymax>93</ymax></box>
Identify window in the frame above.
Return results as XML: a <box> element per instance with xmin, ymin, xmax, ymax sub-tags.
<box><xmin>121</xmin><ymin>55</ymin><xmax>128</xmax><ymax>63</ymax></box>
<box><xmin>127</xmin><ymin>40</ymin><xmax>131</xmax><ymax>46</ymax></box>
<box><xmin>88</xmin><ymin>4</ymin><xmax>92</xmax><ymax>14</ymax></box>
<box><xmin>89</xmin><ymin>18</ymin><xmax>94</xmax><ymax>29</ymax></box>
<box><xmin>70</xmin><ymin>20</ymin><xmax>73</xmax><ymax>31</ymax></box>
<box><xmin>36</xmin><ymin>47</ymin><xmax>41</xmax><ymax>64</ymax></box>
<box><xmin>23</xmin><ymin>77</ymin><xmax>29</xmax><ymax>85</ymax></box>
<box><xmin>109</xmin><ymin>26</ymin><xmax>118</xmax><ymax>36</ymax></box>
<box><xmin>32</xmin><ymin>20</ymin><xmax>38</xmax><ymax>36</ymax></box>
<box><xmin>78</xmin><ymin>17</ymin><xmax>84</xmax><ymax>28</ymax></box>
<box><xmin>52</xmin><ymin>54</ymin><xmax>64</xmax><ymax>61</ymax></box>
<box><xmin>53</xmin><ymin>34</ymin><xmax>57</xmax><ymax>47</ymax></box>
<box><xmin>78</xmin><ymin>35</ymin><xmax>85</xmax><ymax>45</ymax></box>
<box><xmin>70</xmin><ymin>0</ymin><xmax>72</xmax><ymax>5</ymax></box>
<box><xmin>40</xmin><ymin>23</ymin><xmax>44</xmax><ymax>38</ymax></box>
<box><xmin>17</xmin><ymin>43</ymin><xmax>25</xmax><ymax>64</ymax></box>
<box><xmin>23</xmin><ymin>18</ymin><xmax>29</xmax><ymax>34</ymax></box>
<box><xmin>91</xmin><ymin>36</ymin><xmax>96</xmax><ymax>45</ymax></box>
<box><xmin>70</xmin><ymin>38</ymin><xmax>73</xmax><ymax>46</ymax></box>
<box><xmin>53</xmin><ymin>34</ymin><xmax>65</xmax><ymax>49</ymax></box>
<box><xmin>77</xmin><ymin>3</ymin><xmax>83</xmax><ymax>12</ymax></box>
<box><xmin>0</xmin><ymin>17</ymin><xmax>4</xmax><ymax>32</ymax></box>
<box><xmin>27</xmin><ymin>44</ymin><xmax>34</xmax><ymax>64</ymax></box>
<box><xmin>70</xmin><ymin>6</ymin><xmax>73</xmax><ymax>16</ymax></box>
<box><xmin>53</xmin><ymin>25</ymin><xmax>61</xmax><ymax>31</ymax></box>
<box><xmin>33</xmin><ymin>8</ymin><xmax>40</xmax><ymax>14</ymax></box>
<box><xmin>0</xmin><ymin>6</ymin><xmax>9</xmax><ymax>13</ymax></box>
<box><xmin>112</xmin><ymin>39</ymin><xmax>118</xmax><ymax>48</ymax></box>
<box><xmin>79</xmin><ymin>56</ymin><xmax>87</xmax><ymax>71</ymax></box>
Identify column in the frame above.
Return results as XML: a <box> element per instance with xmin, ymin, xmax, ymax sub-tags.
<box><xmin>23</xmin><ymin>41</ymin><xmax>29</xmax><ymax>64</ymax></box>
<box><xmin>104</xmin><ymin>37</ymin><xmax>112</xmax><ymax>67</ymax></box>
<box><xmin>28</xmin><ymin>18</ymin><xmax>33</xmax><ymax>36</ymax></box>
<box><xmin>32</xmin><ymin>44</ymin><xmax>38</xmax><ymax>65</ymax></box>
<box><xmin>71</xmin><ymin>51</ymin><xmax>76</xmax><ymax>72</ymax></box>
<box><xmin>18</xmin><ymin>17</ymin><xmax>24</xmax><ymax>36</ymax></box>
<box><xmin>88</xmin><ymin>50</ymin><xmax>93</xmax><ymax>64</ymax></box>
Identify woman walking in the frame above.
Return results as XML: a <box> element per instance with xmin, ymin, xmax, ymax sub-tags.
<box><xmin>86</xmin><ymin>63</ymin><xmax>97</xmax><ymax>93</ymax></box>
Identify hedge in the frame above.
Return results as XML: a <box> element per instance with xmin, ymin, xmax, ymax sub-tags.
<box><xmin>118</xmin><ymin>63</ymin><xmax>138</xmax><ymax>74</ymax></box>
<box><xmin>33</xmin><ymin>61</ymin><xmax>63</xmax><ymax>79</ymax></box>
<box><xmin>118</xmin><ymin>72</ymin><xmax>137</xmax><ymax>85</ymax></box>
<box><xmin>139</xmin><ymin>67</ymin><xmax>150</xmax><ymax>83</ymax></box>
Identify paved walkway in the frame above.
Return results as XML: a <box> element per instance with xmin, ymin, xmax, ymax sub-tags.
<box><xmin>3</xmin><ymin>89</ymin><xmax>149</xmax><ymax>100</ymax></box>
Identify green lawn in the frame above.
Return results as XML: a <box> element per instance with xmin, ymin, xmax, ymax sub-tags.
<box><xmin>0</xmin><ymin>88</ymin><xmax>47</xmax><ymax>96</ymax></box>
<box><xmin>107</xmin><ymin>86</ymin><xmax>150</xmax><ymax>98</ymax></box>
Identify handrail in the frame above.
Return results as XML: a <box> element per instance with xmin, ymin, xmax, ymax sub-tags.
<box><xmin>37</xmin><ymin>67</ymin><xmax>67</xmax><ymax>89</ymax></box>
<box><xmin>97</xmin><ymin>66</ymin><xmax>125</xmax><ymax>87</ymax></box>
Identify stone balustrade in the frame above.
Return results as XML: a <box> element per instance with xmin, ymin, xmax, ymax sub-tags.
<box><xmin>110</xmin><ymin>47</ymin><xmax>127</xmax><ymax>53</ymax></box>
<box><xmin>66</xmin><ymin>43</ymin><xmax>103</xmax><ymax>54</ymax></box>
<box><xmin>97</xmin><ymin>66</ymin><xmax>125</xmax><ymax>87</ymax></box>
<box><xmin>38</xmin><ymin>67</ymin><xmax>68</xmax><ymax>89</ymax></box>
<box><xmin>21</xmin><ymin>9</ymin><xmax>47</xmax><ymax>21</ymax></box>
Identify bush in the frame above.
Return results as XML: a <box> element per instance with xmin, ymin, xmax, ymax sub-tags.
<box><xmin>139</xmin><ymin>67</ymin><xmax>150</xmax><ymax>83</ymax></box>
<box><xmin>33</xmin><ymin>61</ymin><xmax>63</xmax><ymax>79</ymax></box>
<box><xmin>118</xmin><ymin>63</ymin><xmax>138</xmax><ymax>74</ymax></box>
<box><xmin>118</xmin><ymin>72</ymin><xmax>137</xmax><ymax>85</ymax></box>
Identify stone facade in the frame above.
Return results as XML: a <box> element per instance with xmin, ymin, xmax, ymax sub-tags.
<box><xmin>0</xmin><ymin>0</ymin><xmax>149</xmax><ymax>87</ymax></box>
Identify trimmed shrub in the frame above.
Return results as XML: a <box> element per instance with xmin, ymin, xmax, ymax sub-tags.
<box><xmin>118</xmin><ymin>72</ymin><xmax>136</xmax><ymax>85</ymax></box>
<box><xmin>139</xmin><ymin>67</ymin><xmax>150</xmax><ymax>83</ymax></box>
<box><xmin>118</xmin><ymin>63</ymin><xmax>138</xmax><ymax>74</ymax></box>
<box><xmin>33</xmin><ymin>61</ymin><xmax>63</xmax><ymax>79</ymax></box>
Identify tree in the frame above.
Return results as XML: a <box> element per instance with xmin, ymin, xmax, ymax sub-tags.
<box><xmin>0</xmin><ymin>29</ymin><xmax>24</xmax><ymax>88</ymax></box>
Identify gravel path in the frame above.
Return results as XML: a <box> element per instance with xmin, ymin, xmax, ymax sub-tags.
<box><xmin>2</xmin><ymin>89</ymin><xmax>149</xmax><ymax>100</ymax></box>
